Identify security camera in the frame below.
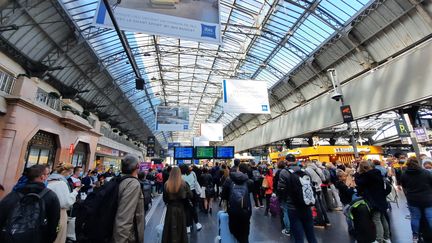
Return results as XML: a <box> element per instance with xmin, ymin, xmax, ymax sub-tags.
<box><xmin>331</xmin><ymin>92</ymin><xmax>343</xmax><ymax>101</ymax></box>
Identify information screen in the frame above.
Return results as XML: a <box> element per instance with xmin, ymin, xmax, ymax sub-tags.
<box><xmin>174</xmin><ymin>146</ymin><xmax>194</xmax><ymax>160</ymax></box>
<box><xmin>215</xmin><ymin>146</ymin><xmax>235</xmax><ymax>159</ymax></box>
<box><xmin>194</xmin><ymin>146</ymin><xmax>215</xmax><ymax>159</ymax></box>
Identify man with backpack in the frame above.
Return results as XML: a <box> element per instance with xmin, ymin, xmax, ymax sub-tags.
<box><xmin>221</xmin><ymin>163</ymin><xmax>254</xmax><ymax>243</ymax></box>
<box><xmin>75</xmin><ymin>155</ymin><xmax>144</xmax><ymax>243</ymax></box>
<box><xmin>278</xmin><ymin>154</ymin><xmax>318</xmax><ymax>243</ymax></box>
<box><xmin>138</xmin><ymin>172</ymin><xmax>153</xmax><ymax>212</ymax></box>
<box><xmin>0</xmin><ymin>164</ymin><xmax>60</xmax><ymax>243</ymax></box>
<box><xmin>251</xmin><ymin>162</ymin><xmax>264</xmax><ymax>208</ymax></box>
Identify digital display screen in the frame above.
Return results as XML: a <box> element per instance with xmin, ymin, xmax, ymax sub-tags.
<box><xmin>194</xmin><ymin>146</ymin><xmax>215</xmax><ymax>159</ymax></box>
<box><xmin>174</xmin><ymin>146</ymin><xmax>194</xmax><ymax>160</ymax></box>
<box><xmin>215</xmin><ymin>146</ymin><xmax>235</xmax><ymax>159</ymax></box>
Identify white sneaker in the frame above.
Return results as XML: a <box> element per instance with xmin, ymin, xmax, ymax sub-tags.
<box><xmin>383</xmin><ymin>239</ymin><xmax>392</xmax><ymax>243</ymax></box>
<box><xmin>187</xmin><ymin>227</ymin><xmax>191</xmax><ymax>234</ymax></box>
<box><xmin>196</xmin><ymin>222</ymin><xmax>202</xmax><ymax>231</ymax></box>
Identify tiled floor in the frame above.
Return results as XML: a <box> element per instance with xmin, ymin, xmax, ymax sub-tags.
<box><xmin>144</xmin><ymin>192</ymin><xmax>413</xmax><ymax>243</ymax></box>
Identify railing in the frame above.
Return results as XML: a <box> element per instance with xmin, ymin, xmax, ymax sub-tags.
<box><xmin>36</xmin><ymin>88</ymin><xmax>60</xmax><ymax>110</ymax></box>
<box><xmin>35</xmin><ymin>89</ymin><xmax>96</xmax><ymax>128</ymax></box>
<box><xmin>100</xmin><ymin>126</ymin><xmax>142</xmax><ymax>151</ymax></box>
<box><xmin>0</xmin><ymin>71</ymin><xmax>15</xmax><ymax>94</ymax></box>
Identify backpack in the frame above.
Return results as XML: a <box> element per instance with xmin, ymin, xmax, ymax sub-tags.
<box><xmin>252</xmin><ymin>170</ymin><xmax>261</xmax><ymax>182</ymax></box>
<box><xmin>322</xmin><ymin>169</ymin><xmax>331</xmax><ymax>184</ymax></box>
<box><xmin>75</xmin><ymin>176</ymin><xmax>140</xmax><ymax>243</ymax></box>
<box><xmin>155</xmin><ymin>173</ymin><xmax>163</xmax><ymax>183</ymax></box>
<box><xmin>227</xmin><ymin>182</ymin><xmax>251</xmax><ymax>217</ymax></box>
<box><xmin>141</xmin><ymin>180</ymin><xmax>152</xmax><ymax>211</ymax></box>
<box><xmin>287</xmin><ymin>169</ymin><xmax>315</xmax><ymax>207</ymax></box>
<box><xmin>1</xmin><ymin>189</ymin><xmax>49</xmax><ymax>243</ymax></box>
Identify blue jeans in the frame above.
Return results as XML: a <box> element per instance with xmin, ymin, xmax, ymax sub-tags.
<box><xmin>408</xmin><ymin>205</ymin><xmax>432</xmax><ymax>237</ymax></box>
<box><xmin>280</xmin><ymin>201</ymin><xmax>291</xmax><ymax>232</ymax></box>
<box><xmin>288</xmin><ymin>207</ymin><xmax>318</xmax><ymax>243</ymax></box>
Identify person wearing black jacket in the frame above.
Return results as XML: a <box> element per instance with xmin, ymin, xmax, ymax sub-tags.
<box><xmin>274</xmin><ymin>160</ymin><xmax>291</xmax><ymax>236</ymax></box>
<box><xmin>0</xmin><ymin>165</ymin><xmax>60</xmax><ymax>243</ymax></box>
<box><xmin>400</xmin><ymin>158</ymin><xmax>432</xmax><ymax>242</ymax></box>
<box><xmin>200</xmin><ymin>167</ymin><xmax>215</xmax><ymax>213</ymax></box>
<box><xmin>278</xmin><ymin>154</ymin><xmax>318</xmax><ymax>243</ymax></box>
<box><xmin>221</xmin><ymin>163</ymin><xmax>254</xmax><ymax>243</ymax></box>
<box><xmin>355</xmin><ymin>161</ymin><xmax>391</xmax><ymax>243</ymax></box>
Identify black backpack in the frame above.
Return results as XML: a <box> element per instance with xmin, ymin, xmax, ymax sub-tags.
<box><xmin>75</xmin><ymin>176</ymin><xmax>139</xmax><ymax>243</ymax></box>
<box><xmin>141</xmin><ymin>179</ymin><xmax>152</xmax><ymax>211</ymax></box>
<box><xmin>252</xmin><ymin>169</ymin><xmax>261</xmax><ymax>182</ymax></box>
<box><xmin>1</xmin><ymin>188</ymin><xmax>49</xmax><ymax>243</ymax></box>
<box><xmin>227</xmin><ymin>182</ymin><xmax>251</xmax><ymax>217</ymax></box>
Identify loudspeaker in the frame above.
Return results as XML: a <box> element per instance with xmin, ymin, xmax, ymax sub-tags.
<box><xmin>135</xmin><ymin>78</ymin><xmax>144</xmax><ymax>90</ymax></box>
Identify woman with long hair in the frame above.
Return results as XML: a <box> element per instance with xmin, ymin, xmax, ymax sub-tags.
<box><xmin>47</xmin><ymin>162</ymin><xmax>80</xmax><ymax>243</ymax></box>
<box><xmin>162</xmin><ymin>167</ymin><xmax>193</xmax><ymax>243</ymax></box>
<box><xmin>401</xmin><ymin>157</ymin><xmax>432</xmax><ymax>243</ymax></box>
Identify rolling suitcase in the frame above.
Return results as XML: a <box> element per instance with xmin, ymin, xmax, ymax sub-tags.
<box><xmin>216</xmin><ymin>211</ymin><xmax>238</xmax><ymax>243</ymax></box>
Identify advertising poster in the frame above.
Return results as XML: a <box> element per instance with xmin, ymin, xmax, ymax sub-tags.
<box><xmin>93</xmin><ymin>0</ymin><xmax>221</xmax><ymax>44</ymax></box>
<box><xmin>156</xmin><ymin>106</ymin><xmax>190</xmax><ymax>131</ymax></box>
<box><xmin>222</xmin><ymin>79</ymin><xmax>271</xmax><ymax>114</ymax></box>
<box><xmin>200</xmin><ymin>123</ymin><xmax>223</xmax><ymax>141</ymax></box>
<box><xmin>414</xmin><ymin>127</ymin><xmax>429</xmax><ymax>143</ymax></box>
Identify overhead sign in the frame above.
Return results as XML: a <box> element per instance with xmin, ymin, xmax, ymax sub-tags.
<box><xmin>394</xmin><ymin>119</ymin><xmax>410</xmax><ymax>137</ymax></box>
<box><xmin>168</xmin><ymin>142</ymin><xmax>181</xmax><ymax>150</ymax></box>
<box><xmin>340</xmin><ymin>105</ymin><xmax>354</xmax><ymax>123</ymax></box>
<box><xmin>193</xmin><ymin>137</ymin><xmax>210</xmax><ymax>147</ymax></box>
<box><xmin>222</xmin><ymin>79</ymin><xmax>271</xmax><ymax>114</ymax></box>
<box><xmin>146</xmin><ymin>136</ymin><xmax>156</xmax><ymax>157</ymax></box>
<box><xmin>200</xmin><ymin>123</ymin><xmax>223</xmax><ymax>141</ymax></box>
<box><xmin>156</xmin><ymin>106</ymin><xmax>190</xmax><ymax>131</ymax></box>
<box><xmin>414</xmin><ymin>127</ymin><xmax>429</xmax><ymax>143</ymax></box>
<box><xmin>93</xmin><ymin>0</ymin><xmax>221</xmax><ymax>44</ymax></box>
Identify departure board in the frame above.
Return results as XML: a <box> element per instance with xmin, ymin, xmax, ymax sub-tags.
<box><xmin>194</xmin><ymin>146</ymin><xmax>215</xmax><ymax>159</ymax></box>
<box><xmin>215</xmin><ymin>146</ymin><xmax>235</xmax><ymax>159</ymax></box>
<box><xmin>174</xmin><ymin>146</ymin><xmax>194</xmax><ymax>160</ymax></box>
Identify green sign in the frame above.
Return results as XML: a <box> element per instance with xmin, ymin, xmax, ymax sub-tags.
<box><xmin>194</xmin><ymin>146</ymin><xmax>215</xmax><ymax>159</ymax></box>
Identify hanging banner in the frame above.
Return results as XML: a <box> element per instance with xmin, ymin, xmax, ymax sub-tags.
<box><xmin>200</xmin><ymin>123</ymin><xmax>223</xmax><ymax>141</ymax></box>
<box><xmin>222</xmin><ymin>79</ymin><xmax>271</xmax><ymax>114</ymax></box>
<box><xmin>93</xmin><ymin>0</ymin><xmax>221</xmax><ymax>44</ymax></box>
<box><xmin>156</xmin><ymin>106</ymin><xmax>190</xmax><ymax>131</ymax></box>
<box><xmin>193</xmin><ymin>137</ymin><xmax>210</xmax><ymax>147</ymax></box>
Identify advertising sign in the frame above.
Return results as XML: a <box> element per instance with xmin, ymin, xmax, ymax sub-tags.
<box><xmin>394</xmin><ymin>119</ymin><xmax>410</xmax><ymax>137</ymax></box>
<box><xmin>139</xmin><ymin>162</ymin><xmax>151</xmax><ymax>171</ymax></box>
<box><xmin>340</xmin><ymin>105</ymin><xmax>354</xmax><ymax>123</ymax></box>
<box><xmin>200</xmin><ymin>123</ymin><xmax>223</xmax><ymax>141</ymax></box>
<box><xmin>222</xmin><ymin>79</ymin><xmax>271</xmax><ymax>114</ymax></box>
<box><xmin>94</xmin><ymin>0</ymin><xmax>221</xmax><ymax>44</ymax></box>
<box><xmin>156</xmin><ymin>106</ymin><xmax>190</xmax><ymax>131</ymax></box>
<box><xmin>414</xmin><ymin>127</ymin><xmax>429</xmax><ymax>143</ymax></box>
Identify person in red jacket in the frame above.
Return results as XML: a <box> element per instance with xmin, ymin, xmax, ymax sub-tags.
<box><xmin>263</xmin><ymin>168</ymin><xmax>274</xmax><ymax>216</ymax></box>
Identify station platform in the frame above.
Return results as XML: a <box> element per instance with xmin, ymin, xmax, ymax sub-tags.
<box><xmin>144</xmin><ymin>193</ymin><xmax>413</xmax><ymax>243</ymax></box>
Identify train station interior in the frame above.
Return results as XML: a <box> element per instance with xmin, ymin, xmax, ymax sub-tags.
<box><xmin>0</xmin><ymin>0</ymin><xmax>432</xmax><ymax>243</ymax></box>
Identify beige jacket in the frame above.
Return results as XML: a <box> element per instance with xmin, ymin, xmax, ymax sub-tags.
<box><xmin>112</xmin><ymin>177</ymin><xmax>145</xmax><ymax>243</ymax></box>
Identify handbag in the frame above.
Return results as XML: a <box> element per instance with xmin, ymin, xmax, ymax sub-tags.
<box><xmin>262</xmin><ymin>177</ymin><xmax>269</xmax><ymax>189</ymax></box>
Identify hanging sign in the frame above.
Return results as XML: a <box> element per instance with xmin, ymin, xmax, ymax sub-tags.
<box><xmin>414</xmin><ymin>127</ymin><xmax>429</xmax><ymax>143</ymax></box>
<box><xmin>93</xmin><ymin>0</ymin><xmax>221</xmax><ymax>44</ymax></box>
<box><xmin>146</xmin><ymin>136</ymin><xmax>156</xmax><ymax>157</ymax></box>
<box><xmin>156</xmin><ymin>106</ymin><xmax>190</xmax><ymax>131</ymax></box>
<box><xmin>394</xmin><ymin>119</ymin><xmax>410</xmax><ymax>137</ymax></box>
<box><xmin>340</xmin><ymin>105</ymin><xmax>354</xmax><ymax>123</ymax></box>
<box><xmin>222</xmin><ymin>79</ymin><xmax>271</xmax><ymax>114</ymax></box>
<box><xmin>200</xmin><ymin>123</ymin><xmax>223</xmax><ymax>141</ymax></box>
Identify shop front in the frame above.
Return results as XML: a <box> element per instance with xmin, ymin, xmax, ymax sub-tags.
<box><xmin>95</xmin><ymin>145</ymin><xmax>127</xmax><ymax>173</ymax></box>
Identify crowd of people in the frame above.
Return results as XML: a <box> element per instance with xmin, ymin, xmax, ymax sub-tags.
<box><xmin>0</xmin><ymin>152</ymin><xmax>431</xmax><ymax>243</ymax></box>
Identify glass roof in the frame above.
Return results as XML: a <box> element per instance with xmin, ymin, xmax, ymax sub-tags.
<box><xmin>61</xmin><ymin>0</ymin><xmax>372</xmax><ymax>147</ymax></box>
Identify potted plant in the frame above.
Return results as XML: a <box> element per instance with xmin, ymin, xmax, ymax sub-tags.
<box><xmin>81</xmin><ymin>110</ymin><xmax>90</xmax><ymax>119</ymax></box>
<box><xmin>48</xmin><ymin>92</ymin><xmax>61</xmax><ymax>99</ymax></box>
<box><xmin>62</xmin><ymin>105</ymin><xmax>73</xmax><ymax>112</ymax></box>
